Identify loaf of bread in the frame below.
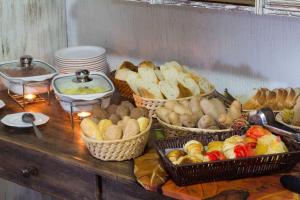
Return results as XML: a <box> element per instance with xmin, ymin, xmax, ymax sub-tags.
<box><xmin>243</xmin><ymin>88</ymin><xmax>300</xmax><ymax>111</ymax></box>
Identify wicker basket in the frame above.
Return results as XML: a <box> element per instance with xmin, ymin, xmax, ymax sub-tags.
<box><xmin>133</xmin><ymin>89</ymin><xmax>215</xmax><ymax>117</ymax></box>
<box><xmin>157</xmin><ymin>116</ymin><xmax>233</xmax><ymax>138</ymax></box>
<box><xmin>276</xmin><ymin>112</ymin><xmax>300</xmax><ymax>132</ymax></box>
<box><xmin>110</xmin><ymin>70</ymin><xmax>134</xmax><ymax>100</ymax></box>
<box><xmin>154</xmin><ymin>132</ymin><xmax>300</xmax><ymax>186</ymax></box>
<box><xmin>81</xmin><ymin>118</ymin><xmax>152</xmax><ymax>161</ymax></box>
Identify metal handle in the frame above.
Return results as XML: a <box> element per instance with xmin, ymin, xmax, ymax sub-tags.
<box><xmin>31</xmin><ymin>122</ymin><xmax>43</xmax><ymax>139</ymax></box>
<box><xmin>73</xmin><ymin>69</ymin><xmax>93</xmax><ymax>83</ymax></box>
<box><xmin>20</xmin><ymin>166</ymin><xmax>38</xmax><ymax>178</ymax></box>
<box><xmin>20</xmin><ymin>55</ymin><xmax>33</xmax><ymax>68</ymax></box>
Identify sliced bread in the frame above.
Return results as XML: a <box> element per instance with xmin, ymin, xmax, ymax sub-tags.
<box><xmin>138</xmin><ymin>82</ymin><xmax>164</xmax><ymax>99</ymax></box>
<box><xmin>138</xmin><ymin>62</ymin><xmax>158</xmax><ymax>83</ymax></box>
<box><xmin>159</xmin><ymin>80</ymin><xmax>180</xmax><ymax>100</ymax></box>
<box><xmin>125</xmin><ymin>72</ymin><xmax>142</xmax><ymax>95</ymax></box>
<box><xmin>177</xmin><ymin>73</ymin><xmax>200</xmax><ymax>96</ymax></box>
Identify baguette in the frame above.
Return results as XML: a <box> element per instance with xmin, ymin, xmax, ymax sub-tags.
<box><xmin>159</xmin><ymin>81</ymin><xmax>180</xmax><ymax>100</ymax></box>
<box><xmin>285</xmin><ymin>88</ymin><xmax>296</xmax><ymax>109</ymax></box>
<box><xmin>125</xmin><ymin>72</ymin><xmax>142</xmax><ymax>95</ymax></box>
<box><xmin>118</xmin><ymin>61</ymin><xmax>137</xmax><ymax>72</ymax></box>
<box><xmin>160</xmin><ymin>62</ymin><xmax>182</xmax><ymax>85</ymax></box>
<box><xmin>138</xmin><ymin>64</ymin><xmax>158</xmax><ymax>84</ymax></box>
<box><xmin>138</xmin><ymin>82</ymin><xmax>164</xmax><ymax>99</ymax></box>
<box><xmin>177</xmin><ymin>73</ymin><xmax>200</xmax><ymax>96</ymax></box>
<box><xmin>115</xmin><ymin>68</ymin><xmax>136</xmax><ymax>81</ymax></box>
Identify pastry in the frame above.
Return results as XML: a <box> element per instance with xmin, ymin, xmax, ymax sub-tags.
<box><xmin>203</xmin><ymin>151</ymin><xmax>226</xmax><ymax>162</ymax></box>
<box><xmin>245</xmin><ymin>125</ymin><xmax>271</xmax><ymax>140</ymax></box>
<box><xmin>256</xmin><ymin>134</ymin><xmax>288</xmax><ymax>155</ymax></box>
<box><xmin>166</xmin><ymin>150</ymin><xmax>186</xmax><ymax>163</ymax></box>
<box><xmin>183</xmin><ymin>140</ymin><xmax>204</xmax><ymax>156</ymax></box>
<box><xmin>207</xmin><ymin>141</ymin><xmax>224</xmax><ymax>152</ymax></box>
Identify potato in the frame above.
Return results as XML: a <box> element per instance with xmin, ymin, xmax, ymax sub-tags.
<box><xmin>174</xmin><ymin>104</ymin><xmax>192</xmax><ymax>115</ymax></box>
<box><xmin>210</xmin><ymin>98</ymin><xmax>227</xmax><ymax>115</ymax></box>
<box><xmin>164</xmin><ymin>101</ymin><xmax>178</xmax><ymax>110</ymax></box>
<box><xmin>197</xmin><ymin>115</ymin><xmax>215</xmax><ymax>129</ymax></box>
<box><xmin>200</xmin><ymin>98</ymin><xmax>219</xmax><ymax>121</ymax></box>
<box><xmin>120</xmin><ymin>101</ymin><xmax>135</xmax><ymax>110</ymax></box>
<box><xmin>117</xmin><ymin>116</ymin><xmax>131</xmax><ymax>131</ymax></box>
<box><xmin>80</xmin><ymin>118</ymin><xmax>101</xmax><ymax>139</ymax></box>
<box><xmin>92</xmin><ymin>104</ymin><xmax>108</xmax><ymax>120</ymax></box>
<box><xmin>180</xmin><ymin>114</ymin><xmax>198</xmax><ymax>128</ymax></box>
<box><xmin>116</xmin><ymin>105</ymin><xmax>130</xmax><ymax>118</ymax></box>
<box><xmin>130</xmin><ymin>108</ymin><xmax>144</xmax><ymax>119</ymax></box>
<box><xmin>123</xmin><ymin>119</ymin><xmax>140</xmax><ymax>139</ymax></box>
<box><xmin>229</xmin><ymin>100</ymin><xmax>242</xmax><ymax>120</ymax></box>
<box><xmin>189</xmin><ymin>96</ymin><xmax>201</xmax><ymax>114</ymax></box>
<box><xmin>137</xmin><ymin>117</ymin><xmax>150</xmax><ymax>132</ymax></box>
<box><xmin>168</xmin><ymin>112</ymin><xmax>181</xmax><ymax>126</ymax></box>
<box><xmin>180</xmin><ymin>100</ymin><xmax>190</xmax><ymax>108</ymax></box>
<box><xmin>106</xmin><ymin>104</ymin><xmax>118</xmax><ymax>115</ymax></box>
<box><xmin>103</xmin><ymin>125</ymin><xmax>123</xmax><ymax>140</ymax></box>
<box><xmin>109</xmin><ymin>114</ymin><xmax>121</xmax><ymax>124</ymax></box>
<box><xmin>156</xmin><ymin>107</ymin><xmax>171</xmax><ymax>123</ymax></box>
<box><xmin>98</xmin><ymin>119</ymin><xmax>113</xmax><ymax>140</ymax></box>
<box><xmin>217</xmin><ymin>113</ymin><xmax>233</xmax><ymax>128</ymax></box>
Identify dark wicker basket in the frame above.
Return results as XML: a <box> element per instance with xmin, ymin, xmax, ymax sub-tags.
<box><xmin>109</xmin><ymin>70</ymin><xmax>134</xmax><ymax>100</ymax></box>
<box><xmin>153</xmin><ymin>131</ymin><xmax>300</xmax><ymax>186</ymax></box>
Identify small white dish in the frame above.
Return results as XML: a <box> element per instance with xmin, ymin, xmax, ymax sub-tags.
<box><xmin>0</xmin><ymin>100</ymin><xmax>5</xmax><ymax>109</ymax></box>
<box><xmin>1</xmin><ymin>112</ymin><xmax>49</xmax><ymax>128</ymax></box>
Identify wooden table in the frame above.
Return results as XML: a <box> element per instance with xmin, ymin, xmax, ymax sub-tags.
<box><xmin>0</xmin><ymin>91</ymin><xmax>170</xmax><ymax>200</ymax></box>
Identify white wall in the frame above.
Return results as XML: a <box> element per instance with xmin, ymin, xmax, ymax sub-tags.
<box><xmin>66</xmin><ymin>0</ymin><xmax>300</xmax><ymax>96</ymax></box>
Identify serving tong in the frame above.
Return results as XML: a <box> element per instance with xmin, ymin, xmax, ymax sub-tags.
<box><xmin>248</xmin><ymin>107</ymin><xmax>300</xmax><ymax>143</ymax></box>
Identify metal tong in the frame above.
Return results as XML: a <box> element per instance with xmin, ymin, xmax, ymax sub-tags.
<box><xmin>248</xmin><ymin>107</ymin><xmax>300</xmax><ymax>142</ymax></box>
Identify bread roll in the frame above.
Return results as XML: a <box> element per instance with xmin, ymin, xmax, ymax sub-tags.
<box><xmin>123</xmin><ymin>119</ymin><xmax>140</xmax><ymax>139</ymax></box>
<box><xmin>156</xmin><ymin>107</ymin><xmax>172</xmax><ymax>123</ymax></box>
<box><xmin>159</xmin><ymin>81</ymin><xmax>180</xmax><ymax>100</ymax></box>
<box><xmin>80</xmin><ymin>118</ymin><xmax>101</xmax><ymax>139</ymax></box>
<box><xmin>103</xmin><ymin>125</ymin><xmax>123</xmax><ymax>140</ymax></box>
<box><xmin>168</xmin><ymin>112</ymin><xmax>181</xmax><ymax>126</ymax></box>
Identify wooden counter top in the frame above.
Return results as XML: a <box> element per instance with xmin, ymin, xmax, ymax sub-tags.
<box><xmin>0</xmin><ymin>91</ymin><xmax>135</xmax><ymax>183</ymax></box>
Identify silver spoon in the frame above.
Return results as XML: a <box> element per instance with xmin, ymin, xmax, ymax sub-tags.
<box><xmin>21</xmin><ymin>113</ymin><xmax>43</xmax><ymax>139</ymax></box>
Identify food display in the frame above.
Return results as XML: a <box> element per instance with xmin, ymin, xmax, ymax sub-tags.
<box><xmin>115</xmin><ymin>61</ymin><xmax>214</xmax><ymax>99</ymax></box>
<box><xmin>0</xmin><ymin>55</ymin><xmax>58</xmax><ymax>95</ymax></box>
<box><xmin>80</xmin><ymin>100</ymin><xmax>150</xmax><ymax>141</ymax></box>
<box><xmin>156</xmin><ymin>96</ymin><xmax>242</xmax><ymax>130</ymax></box>
<box><xmin>165</xmin><ymin>126</ymin><xmax>288</xmax><ymax>165</ymax></box>
<box><xmin>276</xmin><ymin>96</ymin><xmax>300</xmax><ymax>129</ymax></box>
<box><xmin>52</xmin><ymin>70</ymin><xmax>114</xmax><ymax>112</ymax></box>
<box><xmin>242</xmin><ymin>88</ymin><xmax>300</xmax><ymax>111</ymax></box>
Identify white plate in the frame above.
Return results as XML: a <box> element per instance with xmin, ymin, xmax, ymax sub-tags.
<box><xmin>55</xmin><ymin>59</ymin><xmax>107</xmax><ymax>66</ymax></box>
<box><xmin>55</xmin><ymin>46</ymin><xmax>106</xmax><ymax>60</ymax></box>
<box><xmin>0</xmin><ymin>100</ymin><xmax>5</xmax><ymax>109</ymax></box>
<box><xmin>1</xmin><ymin>112</ymin><xmax>50</xmax><ymax>128</ymax></box>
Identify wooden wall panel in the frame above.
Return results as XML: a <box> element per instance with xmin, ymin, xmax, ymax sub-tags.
<box><xmin>0</xmin><ymin>0</ymin><xmax>67</xmax><ymax>90</ymax></box>
<box><xmin>66</xmin><ymin>0</ymin><xmax>300</xmax><ymax>96</ymax></box>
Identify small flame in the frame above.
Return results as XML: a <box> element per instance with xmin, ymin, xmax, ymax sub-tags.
<box><xmin>24</xmin><ymin>94</ymin><xmax>37</xmax><ymax>101</ymax></box>
<box><xmin>77</xmin><ymin>112</ymin><xmax>92</xmax><ymax>119</ymax></box>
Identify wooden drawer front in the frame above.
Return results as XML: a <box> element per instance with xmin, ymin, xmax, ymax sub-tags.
<box><xmin>0</xmin><ymin>140</ymin><xmax>99</xmax><ymax>200</ymax></box>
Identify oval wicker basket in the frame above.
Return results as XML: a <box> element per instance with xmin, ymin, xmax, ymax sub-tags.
<box><xmin>276</xmin><ymin>112</ymin><xmax>300</xmax><ymax>132</ymax></box>
<box><xmin>133</xmin><ymin>89</ymin><xmax>215</xmax><ymax>118</ymax></box>
<box><xmin>81</xmin><ymin>118</ymin><xmax>152</xmax><ymax>161</ymax></box>
<box><xmin>157</xmin><ymin>116</ymin><xmax>233</xmax><ymax>138</ymax></box>
<box><xmin>110</xmin><ymin>71</ymin><xmax>134</xmax><ymax>100</ymax></box>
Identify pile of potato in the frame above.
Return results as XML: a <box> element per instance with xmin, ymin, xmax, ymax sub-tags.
<box><xmin>80</xmin><ymin>101</ymin><xmax>150</xmax><ymax>141</ymax></box>
<box><xmin>156</xmin><ymin>97</ymin><xmax>242</xmax><ymax>130</ymax></box>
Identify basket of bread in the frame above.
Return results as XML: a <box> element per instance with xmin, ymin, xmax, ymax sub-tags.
<box><xmin>155</xmin><ymin>95</ymin><xmax>242</xmax><ymax>137</ymax></box>
<box><xmin>276</xmin><ymin>96</ymin><xmax>300</xmax><ymax>132</ymax></box>
<box><xmin>242</xmin><ymin>87</ymin><xmax>300</xmax><ymax>111</ymax></box>
<box><xmin>154</xmin><ymin>125</ymin><xmax>300</xmax><ymax>186</ymax></box>
<box><xmin>114</xmin><ymin>60</ymin><xmax>215</xmax><ymax>116</ymax></box>
<box><xmin>80</xmin><ymin>101</ymin><xmax>152</xmax><ymax>161</ymax></box>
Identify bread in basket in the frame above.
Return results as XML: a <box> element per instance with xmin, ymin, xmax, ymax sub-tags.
<box><xmin>114</xmin><ymin>60</ymin><xmax>215</xmax><ymax>116</ymax></box>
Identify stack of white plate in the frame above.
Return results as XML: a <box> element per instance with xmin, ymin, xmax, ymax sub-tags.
<box><xmin>55</xmin><ymin>46</ymin><xmax>108</xmax><ymax>74</ymax></box>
